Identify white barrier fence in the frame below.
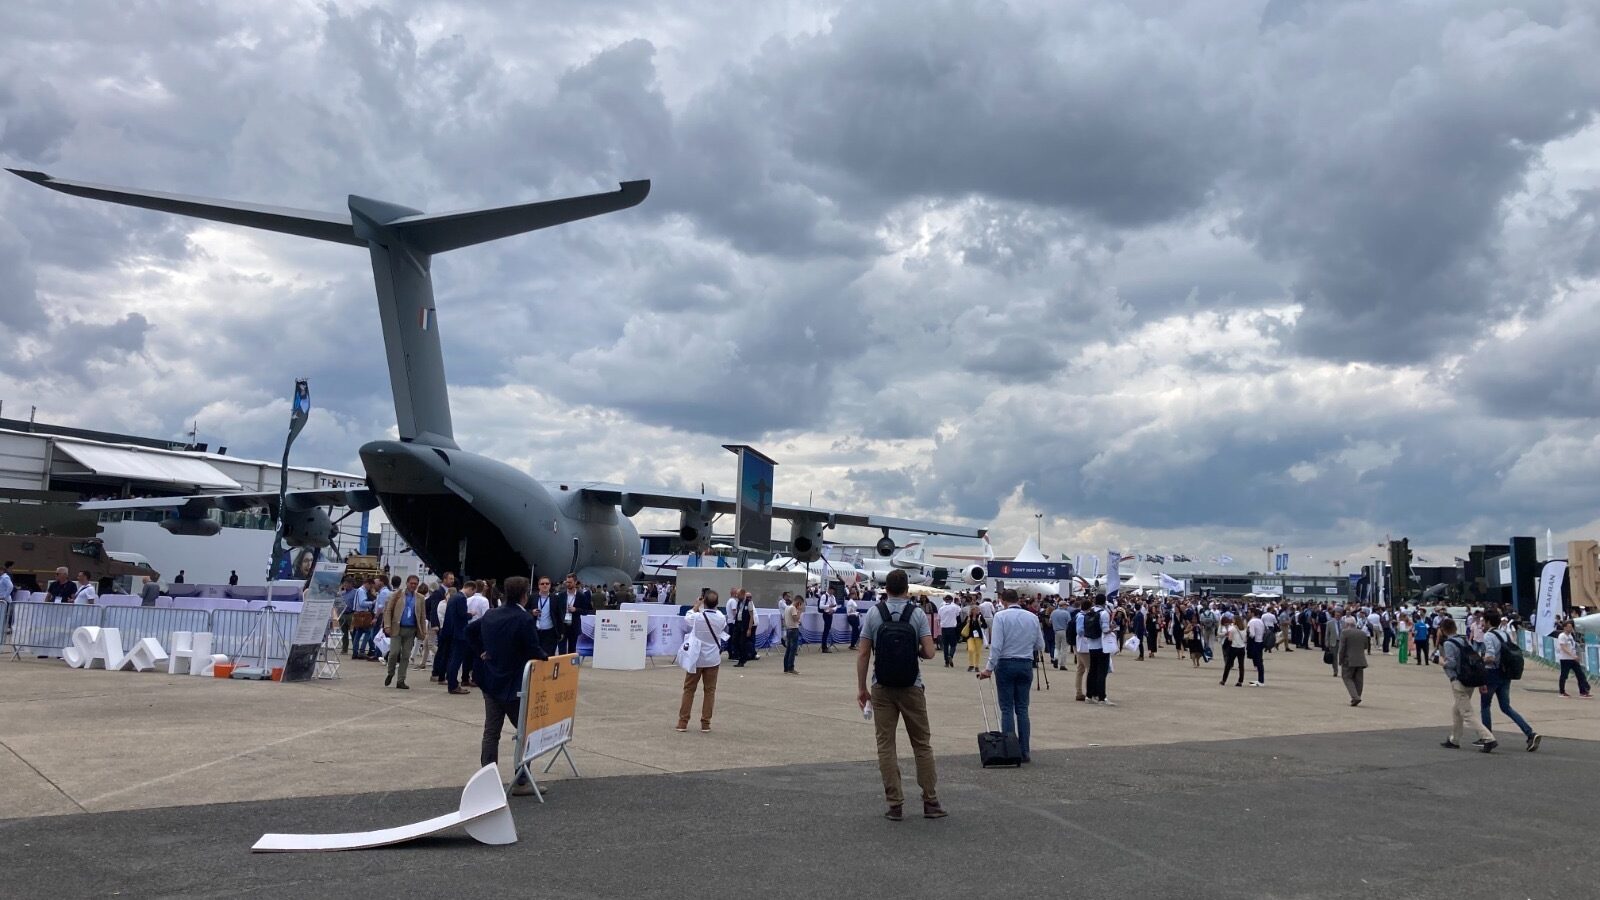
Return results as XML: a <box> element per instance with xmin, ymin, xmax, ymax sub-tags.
<box><xmin>4</xmin><ymin>601</ymin><xmax>305</xmax><ymax>666</ymax></box>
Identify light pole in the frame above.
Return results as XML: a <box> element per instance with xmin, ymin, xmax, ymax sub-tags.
<box><xmin>1262</xmin><ymin>544</ymin><xmax>1280</xmax><ymax>573</ymax></box>
<box><xmin>1327</xmin><ymin>559</ymin><xmax>1346</xmax><ymax>576</ymax></box>
<box><xmin>1034</xmin><ymin>513</ymin><xmax>1042</xmax><ymax>546</ymax></box>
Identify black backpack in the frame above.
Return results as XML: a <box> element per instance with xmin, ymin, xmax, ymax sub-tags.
<box><xmin>1450</xmin><ymin>636</ymin><xmax>1487</xmax><ymax>688</ymax></box>
<box><xmin>873</xmin><ymin>601</ymin><xmax>921</xmax><ymax>688</ymax></box>
<box><xmin>1081</xmin><ymin>607</ymin><xmax>1104</xmax><ymax>641</ymax></box>
<box><xmin>1490</xmin><ymin>629</ymin><xmax>1525</xmax><ymax>681</ymax></box>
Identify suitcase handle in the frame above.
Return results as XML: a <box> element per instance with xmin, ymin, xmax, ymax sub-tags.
<box><xmin>976</xmin><ymin>675</ymin><xmax>999</xmax><ymax>732</ymax></box>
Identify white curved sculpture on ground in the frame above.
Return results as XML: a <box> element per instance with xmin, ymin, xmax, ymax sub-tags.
<box><xmin>251</xmin><ymin>764</ymin><xmax>516</xmax><ymax>852</ymax></box>
<box><xmin>63</xmin><ymin>626</ymin><xmax>124</xmax><ymax>669</ymax></box>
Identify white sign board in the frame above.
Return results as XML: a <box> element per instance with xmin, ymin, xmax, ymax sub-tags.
<box><xmin>592</xmin><ymin>610</ymin><xmax>648</xmax><ymax>670</ymax></box>
<box><xmin>1536</xmin><ymin>560</ymin><xmax>1566</xmax><ymax>638</ymax></box>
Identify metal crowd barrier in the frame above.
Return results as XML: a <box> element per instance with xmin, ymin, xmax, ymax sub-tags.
<box><xmin>99</xmin><ymin>606</ymin><xmax>212</xmax><ymax>658</ymax></box>
<box><xmin>209</xmin><ymin>608</ymin><xmax>299</xmax><ymax>666</ymax></box>
<box><xmin>2</xmin><ymin>602</ymin><xmax>306</xmax><ymax>667</ymax></box>
<box><xmin>6</xmin><ymin>602</ymin><xmax>104</xmax><ymax>659</ymax></box>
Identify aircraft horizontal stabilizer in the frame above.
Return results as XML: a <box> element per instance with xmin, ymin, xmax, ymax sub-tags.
<box><xmin>386</xmin><ymin>181</ymin><xmax>651</xmax><ymax>254</ymax></box>
<box><xmin>7</xmin><ymin>169</ymin><xmax>364</xmax><ymax>246</ymax></box>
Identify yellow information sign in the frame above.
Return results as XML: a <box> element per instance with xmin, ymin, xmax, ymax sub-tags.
<box><xmin>519</xmin><ymin>654</ymin><xmax>580</xmax><ymax>764</ymax></box>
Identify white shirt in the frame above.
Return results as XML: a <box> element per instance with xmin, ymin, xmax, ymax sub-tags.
<box><xmin>1247</xmin><ymin>618</ymin><xmax>1265</xmax><ymax>641</ymax></box>
<box><xmin>1226</xmin><ymin>624</ymin><xmax>1246</xmax><ymax>648</ymax></box>
<box><xmin>467</xmin><ymin>594</ymin><xmax>490</xmax><ymax>620</ymax></box>
<box><xmin>535</xmin><ymin>594</ymin><xmax>555</xmax><ymax>630</ymax></box>
<box><xmin>74</xmin><ymin>582</ymin><xmax>98</xmax><ymax>604</ymax></box>
<box><xmin>684</xmin><ymin>608</ymin><xmax>727</xmax><ymax>669</ymax></box>
<box><xmin>979</xmin><ymin>600</ymin><xmax>996</xmax><ymax>624</ymax></box>
<box><xmin>846</xmin><ymin>597</ymin><xmax>859</xmax><ymax>616</ymax></box>
<box><xmin>1367</xmin><ymin>613</ymin><xmax>1382</xmax><ymax>633</ymax></box>
<box><xmin>819</xmin><ymin>595</ymin><xmax>838</xmax><ymax>615</ymax></box>
<box><xmin>1262</xmin><ymin>612</ymin><xmax>1277</xmax><ymax>629</ymax></box>
<box><xmin>0</xmin><ymin>572</ymin><xmax>11</xmax><ymax>599</ymax></box>
<box><xmin>937</xmin><ymin>601</ymin><xmax>961</xmax><ymax>629</ymax></box>
<box><xmin>1557</xmin><ymin>632</ymin><xmax>1579</xmax><ymax>661</ymax></box>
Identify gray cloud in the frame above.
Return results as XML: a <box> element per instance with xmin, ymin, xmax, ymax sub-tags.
<box><xmin>2</xmin><ymin>0</ymin><xmax>1599</xmax><ymax>567</ymax></box>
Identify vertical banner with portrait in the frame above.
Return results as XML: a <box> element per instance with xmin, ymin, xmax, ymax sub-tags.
<box><xmin>726</xmin><ymin>444</ymin><xmax>776</xmax><ymax>554</ymax></box>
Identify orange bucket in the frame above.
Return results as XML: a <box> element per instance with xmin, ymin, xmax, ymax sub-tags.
<box><xmin>270</xmin><ymin>667</ymin><xmax>284</xmax><ymax>682</ymax></box>
<box><xmin>213</xmin><ymin>663</ymin><xmax>235</xmax><ymax>678</ymax></box>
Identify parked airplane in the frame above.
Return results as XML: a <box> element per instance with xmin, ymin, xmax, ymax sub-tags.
<box><xmin>16</xmin><ymin>169</ymin><xmax>984</xmax><ymax>583</ymax></box>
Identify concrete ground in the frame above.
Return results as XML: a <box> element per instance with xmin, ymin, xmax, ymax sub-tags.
<box><xmin>2</xmin><ymin>637</ymin><xmax>1596</xmax><ymax>897</ymax></box>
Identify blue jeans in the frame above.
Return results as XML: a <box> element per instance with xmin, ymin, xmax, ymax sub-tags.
<box><xmin>783</xmin><ymin>628</ymin><xmax>800</xmax><ymax>671</ymax></box>
<box><xmin>1480</xmin><ymin>670</ymin><xmax>1533</xmax><ymax>738</ymax></box>
<box><xmin>353</xmin><ymin>625</ymin><xmax>377</xmax><ymax>658</ymax></box>
<box><xmin>994</xmin><ymin>658</ymin><xmax>1033</xmax><ymax>758</ymax></box>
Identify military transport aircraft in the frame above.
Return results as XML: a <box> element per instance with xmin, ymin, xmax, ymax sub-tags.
<box><xmin>14</xmin><ymin>169</ymin><xmax>983</xmax><ymax>584</ymax></box>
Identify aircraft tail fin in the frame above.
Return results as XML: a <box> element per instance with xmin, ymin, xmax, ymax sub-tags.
<box><xmin>7</xmin><ymin>169</ymin><xmax>365</xmax><ymax>246</ymax></box>
<box><xmin>385</xmin><ymin>181</ymin><xmax>650</xmax><ymax>254</ymax></box>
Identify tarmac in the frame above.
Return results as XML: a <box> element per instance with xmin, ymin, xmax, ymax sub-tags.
<box><xmin>3</xmin><ymin>635</ymin><xmax>1597</xmax><ymax>898</ymax></box>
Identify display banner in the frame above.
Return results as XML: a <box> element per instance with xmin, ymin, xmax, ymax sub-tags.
<box><xmin>518</xmin><ymin>654</ymin><xmax>580</xmax><ymax>766</ymax></box>
<box><xmin>1536</xmin><ymin>560</ymin><xmax>1566</xmax><ymax>638</ymax></box>
<box><xmin>1105</xmin><ymin>549</ymin><xmax>1120</xmax><ymax>600</ymax></box>
<box><xmin>281</xmin><ymin>596</ymin><xmax>336</xmax><ymax>682</ymax></box>
<box><xmin>986</xmin><ymin>560</ymin><xmax>1071</xmax><ymax>580</ymax></box>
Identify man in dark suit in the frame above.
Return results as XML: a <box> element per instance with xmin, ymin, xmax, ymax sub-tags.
<box><xmin>441</xmin><ymin>580</ymin><xmax>475</xmax><ymax>694</ymax></box>
<box><xmin>533</xmin><ymin>576</ymin><xmax>565</xmax><ymax>657</ymax></box>
<box><xmin>561</xmin><ymin>573</ymin><xmax>592</xmax><ymax>657</ymax></box>
<box><xmin>466</xmin><ymin>575</ymin><xmax>547</xmax><ymax>795</ymax></box>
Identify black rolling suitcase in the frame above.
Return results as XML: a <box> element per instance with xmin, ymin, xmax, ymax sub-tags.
<box><xmin>976</xmin><ymin>678</ymin><xmax>1023</xmax><ymax>767</ymax></box>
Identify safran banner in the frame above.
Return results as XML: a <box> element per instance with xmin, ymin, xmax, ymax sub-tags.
<box><xmin>519</xmin><ymin>654</ymin><xmax>580</xmax><ymax>765</ymax></box>
<box><xmin>1536</xmin><ymin>560</ymin><xmax>1566</xmax><ymax>638</ymax></box>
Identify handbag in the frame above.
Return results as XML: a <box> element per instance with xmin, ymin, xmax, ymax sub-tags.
<box><xmin>676</xmin><ymin>612</ymin><xmax>721</xmax><ymax>674</ymax></box>
<box><xmin>1323</xmin><ymin>645</ymin><xmax>1336</xmax><ymax>665</ymax></box>
<box><xmin>352</xmin><ymin>611</ymin><xmax>375</xmax><ymax>630</ymax></box>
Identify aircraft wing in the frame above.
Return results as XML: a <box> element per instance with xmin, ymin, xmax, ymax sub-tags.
<box><xmin>572</xmin><ymin>482</ymin><xmax>985</xmax><ymax>539</ymax></box>
<box><xmin>80</xmin><ymin>488</ymin><xmax>381</xmax><ymax>515</ymax></box>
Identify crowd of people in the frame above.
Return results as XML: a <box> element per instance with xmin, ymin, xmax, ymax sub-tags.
<box><xmin>73</xmin><ymin>558</ymin><xmax>1566</xmax><ymax>819</ymax></box>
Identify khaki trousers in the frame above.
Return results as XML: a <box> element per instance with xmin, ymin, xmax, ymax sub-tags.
<box><xmin>870</xmin><ymin>684</ymin><xmax>939</xmax><ymax>805</ymax></box>
<box><xmin>384</xmin><ymin>626</ymin><xmax>417</xmax><ymax>686</ymax></box>
<box><xmin>1075</xmin><ymin>651</ymin><xmax>1089</xmax><ymax>697</ymax></box>
<box><xmin>1450</xmin><ymin>681</ymin><xmax>1495</xmax><ymax>744</ymax></box>
<box><xmin>678</xmin><ymin>664</ymin><xmax>720</xmax><ymax>728</ymax></box>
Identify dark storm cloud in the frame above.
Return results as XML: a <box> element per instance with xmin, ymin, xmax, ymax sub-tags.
<box><xmin>2</xmin><ymin>0</ymin><xmax>1599</xmax><ymax>562</ymax></box>
<box><xmin>1234</xmin><ymin>2</ymin><xmax>1600</xmax><ymax>363</ymax></box>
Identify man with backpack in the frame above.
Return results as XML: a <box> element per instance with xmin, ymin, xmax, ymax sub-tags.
<box><xmin>855</xmin><ymin>569</ymin><xmax>945</xmax><ymax>821</ymax></box>
<box><xmin>1436</xmin><ymin>617</ymin><xmax>1496</xmax><ymax>752</ymax></box>
<box><xmin>1478</xmin><ymin>609</ymin><xmax>1542</xmax><ymax>752</ymax></box>
<box><xmin>1077</xmin><ymin>595</ymin><xmax>1113</xmax><ymax>705</ymax></box>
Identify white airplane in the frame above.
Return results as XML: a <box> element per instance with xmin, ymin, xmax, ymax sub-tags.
<box><xmin>866</xmin><ymin>539</ymin><xmax>986</xmax><ymax>588</ymax></box>
<box><xmin>758</xmin><ymin>552</ymin><xmax>865</xmax><ymax>586</ymax></box>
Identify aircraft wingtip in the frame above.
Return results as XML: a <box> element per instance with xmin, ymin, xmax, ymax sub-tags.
<box><xmin>6</xmin><ymin>168</ymin><xmax>52</xmax><ymax>184</ymax></box>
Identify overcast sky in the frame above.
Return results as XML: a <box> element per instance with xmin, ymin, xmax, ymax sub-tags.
<box><xmin>2</xmin><ymin>0</ymin><xmax>1598</xmax><ymax>572</ymax></box>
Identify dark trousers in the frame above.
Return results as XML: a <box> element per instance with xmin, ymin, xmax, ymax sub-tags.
<box><xmin>1481</xmin><ymin>671</ymin><xmax>1534</xmax><ymax>738</ymax></box>
<box><xmin>820</xmin><ymin>613</ymin><xmax>834</xmax><ymax>649</ymax></box>
<box><xmin>1221</xmin><ymin>645</ymin><xmax>1244</xmax><ymax>684</ymax></box>
<box><xmin>1381</xmin><ymin>629</ymin><xmax>1393</xmax><ymax>653</ymax></box>
<box><xmin>1086</xmin><ymin>649</ymin><xmax>1109</xmax><ymax>701</ymax></box>
<box><xmin>339</xmin><ymin>612</ymin><xmax>353</xmax><ymax>652</ymax></box>
<box><xmin>480</xmin><ymin>692</ymin><xmax>522</xmax><ymax>771</ymax></box>
<box><xmin>1247</xmin><ymin>640</ymin><xmax>1265</xmax><ymax>683</ymax></box>
<box><xmin>1559</xmin><ymin>660</ymin><xmax>1591</xmax><ymax>695</ymax></box>
<box><xmin>848</xmin><ymin>615</ymin><xmax>861</xmax><ymax>649</ymax></box>
<box><xmin>447</xmin><ymin>636</ymin><xmax>471</xmax><ymax>690</ymax></box>
<box><xmin>783</xmin><ymin>628</ymin><xmax>800</xmax><ymax>671</ymax></box>
<box><xmin>433</xmin><ymin>634</ymin><xmax>452</xmax><ymax>680</ymax></box>
<box><xmin>1413</xmin><ymin>634</ymin><xmax>1430</xmax><ymax>664</ymax></box>
<box><xmin>941</xmin><ymin>627</ymin><xmax>959</xmax><ymax>665</ymax></box>
<box><xmin>994</xmin><ymin>658</ymin><xmax>1033</xmax><ymax>757</ymax></box>
<box><xmin>537</xmin><ymin>627</ymin><xmax>561</xmax><ymax>658</ymax></box>
<box><xmin>563</xmin><ymin>618</ymin><xmax>581</xmax><ymax>656</ymax></box>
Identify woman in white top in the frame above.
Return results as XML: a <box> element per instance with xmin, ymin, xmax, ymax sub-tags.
<box><xmin>1556</xmin><ymin>620</ymin><xmax>1593</xmax><ymax>698</ymax></box>
<box><xmin>1219</xmin><ymin>614</ymin><xmax>1247</xmax><ymax>687</ymax></box>
<box><xmin>677</xmin><ymin>591</ymin><xmax>728</xmax><ymax>733</ymax></box>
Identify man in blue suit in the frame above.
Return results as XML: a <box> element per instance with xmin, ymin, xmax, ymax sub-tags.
<box><xmin>466</xmin><ymin>575</ymin><xmax>547</xmax><ymax>795</ymax></box>
<box><xmin>441</xmin><ymin>580</ymin><xmax>475</xmax><ymax>694</ymax></box>
<box><xmin>561</xmin><ymin>573</ymin><xmax>592</xmax><ymax>657</ymax></box>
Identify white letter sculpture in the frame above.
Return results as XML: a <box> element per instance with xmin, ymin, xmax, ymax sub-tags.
<box><xmin>251</xmin><ymin>764</ymin><xmax>516</xmax><ymax>852</ymax></box>
<box><xmin>167</xmin><ymin>631</ymin><xmax>215</xmax><ymax>675</ymax></box>
<box><xmin>62</xmin><ymin>626</ymin><xmax>125</xmax><ymax>669</ymax></box>
<box><xmin>119</xmin><ymin>638</ymin><xmax>169</xmax><ymax>672</ymax></box>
